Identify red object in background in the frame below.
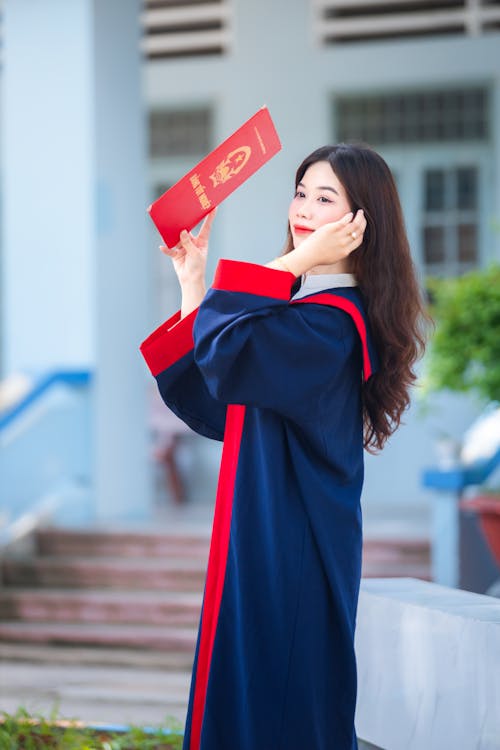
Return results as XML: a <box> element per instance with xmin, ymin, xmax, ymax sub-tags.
<box><xmin>460</xmin><ymin>495</ymin><xmax>500</xmax><ymax>565</ymax></box>
<box><xmin>147</xmin><ymin>106</ymin><xmax>281</xmax><ymax>247</ymax></box>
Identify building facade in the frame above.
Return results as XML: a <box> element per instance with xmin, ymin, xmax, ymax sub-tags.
<box><xmin>144</xmin><ymin>0</ymin><xmax>500</xmax><ymax>519</ymax></box>
<box><xmin>1</xmin><ymin>0</ymin><xmax>499</xmax><ymax>525</ymax></box>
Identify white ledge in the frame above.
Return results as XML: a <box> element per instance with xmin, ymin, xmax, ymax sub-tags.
<box><xmin>355</xmin><ymin>577</ymin><xmax>500</xmax><ymax>750</ymax></box>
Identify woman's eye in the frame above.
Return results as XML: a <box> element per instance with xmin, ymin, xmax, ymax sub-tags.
<box><xmin>294</xmin><ymin>191</ymin><xmax>306</xmax><ymax>198</ymax></box>
<box><xmin>319</xmin><ymin>196</ymin><xmax>332</xmax><ymax>204</ymax></box>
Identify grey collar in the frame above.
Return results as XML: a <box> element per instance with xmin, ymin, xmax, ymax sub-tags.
<box><xmin>291</xmin><ymin>273</ymin><xmax>357</xmax><ymax>300</ymax></box>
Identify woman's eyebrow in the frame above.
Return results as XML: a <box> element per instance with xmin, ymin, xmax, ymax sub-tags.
<box><xmin>317</xmin><ymin>185</ymin><xmax>339</xmax><ymax>195</ymax></box>
<box><xmin>297</xmin><ymin>181</ymin><xmax>339</xmax><ymax>196</ymax></box>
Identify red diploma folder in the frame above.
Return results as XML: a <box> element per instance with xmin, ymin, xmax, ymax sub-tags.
<box><xmin>147</xmin><ymin>106</ymin><xmax>281</xmax><ymax>247</ymax></box>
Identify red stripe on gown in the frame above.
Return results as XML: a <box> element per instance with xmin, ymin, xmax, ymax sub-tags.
<box><xmin>190</xmin><ymin>404</ymin><xmax>246</xmax><ymax>750</ymax></box>
<box><xmin>292</xmin><ymin>293</ymin><xmax>373</xmax><ymax>381</ymax></box>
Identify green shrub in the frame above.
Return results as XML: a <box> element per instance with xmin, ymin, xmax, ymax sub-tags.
<box><xmin>425</xmin><ymin>265</ymin><xmax>500</xmax><ymax>403</ymax></box>
<box><xmin>0</xmin><ymin>707</ymin><xmax>183</xmax><ymax>750</ymax></box>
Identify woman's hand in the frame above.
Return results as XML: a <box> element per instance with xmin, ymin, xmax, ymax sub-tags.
<box><xmin>267</xmin><ymin>209</ymin><xmax>366</xmax><ymax>277</ymax></box>
<box><xmin>300</xmin><ymin>209</ymin><xmax>366</xmax><ymax>268</ymax></box>
<box><xmin>160</xmin><ymin>208</ymin><xmax>217</xmax><ymax>289</ymax></box>
<box><xmin>160</xmin><ymin>208</ymin><xmax>217</xmax><ymax>318</ymax></box>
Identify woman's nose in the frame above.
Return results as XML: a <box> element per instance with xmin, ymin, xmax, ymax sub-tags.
<box><xmin>297</xmin><ymin>202</ymin><xmax>312</xmax><ymax>219</ymax></box>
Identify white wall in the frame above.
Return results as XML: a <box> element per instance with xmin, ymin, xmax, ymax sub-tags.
<box><xmin>1</xmin><ymin>0</ymin><xmax>153</xmax><ymax>522</ymax></box>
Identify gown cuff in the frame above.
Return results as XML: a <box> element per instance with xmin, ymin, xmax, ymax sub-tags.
<box><xmin>140</xmin><ymin>307</ymin><xmax>198</xmax><ymax>377</ymax></box>
<box><xmin>213</xmin><ymin>259</ymin><xmax>296</xmax><ymax>300</ymax></box>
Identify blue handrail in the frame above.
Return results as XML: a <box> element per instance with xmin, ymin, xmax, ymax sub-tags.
<box><xmin>422</xmin><ymin>446</ymin><xmax>500</xmax><ymax>492</ymax></box>
<box><xmin>0</xmin><ymin>370</ymin><xmax>92</xmax><ymax>432</ymax></box>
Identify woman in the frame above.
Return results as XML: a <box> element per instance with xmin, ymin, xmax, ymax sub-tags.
<box><xmin>140</xmin><ymin>143</ymin><xmax>429</xmax><ymax>750</ymax></box>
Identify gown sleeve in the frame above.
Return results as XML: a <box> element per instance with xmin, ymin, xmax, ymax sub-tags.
<box><xmin>140</xmin><ymin>307</ymin><xmax>226</xmax><ymax>441</ymax></box>
<box><xmin>193</xmin><ymin>259</ymin><xmax>360</xmax><ymax>424</ymax></box>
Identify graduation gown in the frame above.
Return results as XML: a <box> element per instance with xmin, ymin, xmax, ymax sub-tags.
<box><xmin>140</xmin><ymin>259</ymin><xmax>379</xmax><ymax>750</ymax></box>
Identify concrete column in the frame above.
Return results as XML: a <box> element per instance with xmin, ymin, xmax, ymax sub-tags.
<box><xmin>219</xmin><ymin>0</ymin><xmax>326</xmax><ymax>267</ymax></box>
<box><xmin>1</xmin><ymin>0</ymin><xmax>153</xmax><ymax>521</ymax></box>
<box><xmin>492</xmin><ymin>78</ymin><xmax>500</xmax><ymax>263</ymax></box>
<box><xmin>432</xmin><ymin>493</ymin><xmax>459</xmax><ymax>588</ymax></box>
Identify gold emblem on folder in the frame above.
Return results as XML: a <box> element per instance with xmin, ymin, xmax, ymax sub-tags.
<box><xmin>209</xmin><ymin>147</ymin><xmax>252</xmax><ymax>187</ymax></box>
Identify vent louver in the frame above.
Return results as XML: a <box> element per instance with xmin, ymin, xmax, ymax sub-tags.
<box><xmin>141</xmin><ymin>0</ymin><xmax>232</xmax><ymax>60</ymax></box>
<box><xmin>313</xmin><ymin>0</ymin><xmax>500</xmax><ymax>44</ymax></box>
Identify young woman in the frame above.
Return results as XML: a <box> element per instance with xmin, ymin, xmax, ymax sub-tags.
<box><xmin>140</xmin><ymin>143</ymin><xmax>429</xmax><ymax>750</ymax></box>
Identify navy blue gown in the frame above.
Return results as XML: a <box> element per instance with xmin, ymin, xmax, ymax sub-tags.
<box><xmin>140</xmin><ymin>259</ymin><xmax>379</xmax><ymax>750</ymax></box>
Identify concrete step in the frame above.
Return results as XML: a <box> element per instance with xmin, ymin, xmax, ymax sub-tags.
<box><xmin>2</xmin><ymin>556</ymin><xmax>207</xmax><ymax>590</ymax></box>
<box><xmin>0</xmin><ymin>642</ymin><xmax>194</xmax><ymax>670</ymax></box>
<box><xmin>362</xmin><ymin>564</ymin><xmax>432</xmax><ymax>580</ymax></box>
<box><xmin>0</xmin><ymin>588</ymin><xmax>202</xmax><ymax>626</ymax></box>
<box><xmin>362</xmin><ymin>537</ymin><xmax>431</xmax><ymax>555</ymax></box>
<box><xmin>36</xmin><ymin>527</ymin><xmax>211</xmax><ymax>559</ymax></box>
<box><xmin>0</xmin><ymin>659</ymin><xmax>191</xmax><ymax>726</ymax></box>
<box><xmin>362</xmin><ymin>538</ymin><xmax>431</xmax><ymax>580</ymax></box>
<box><xmin>0</xmin><ymin>621</ymin><xmax>198</xmax><ymax>651</ymax></box>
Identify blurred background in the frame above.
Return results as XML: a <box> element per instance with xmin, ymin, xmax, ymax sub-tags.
<box><xmin>2</xmin><ymin>0</ymin><xmax>499</xmax><ymax>525</ymax></box>
<box><xmin>0</xmin><ymin>0</ymin><xmax>500</xmax><ymax>730</ymax></box>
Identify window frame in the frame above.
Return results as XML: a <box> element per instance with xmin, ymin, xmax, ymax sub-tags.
<box><xmin>376</xmin><ymin>144</ymin><xmax>493</xmax><ymax>278</ymax></box>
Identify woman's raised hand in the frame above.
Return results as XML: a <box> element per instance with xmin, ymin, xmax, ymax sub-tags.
<box><xmin>300</xmin><ymin>209</ymin><xmax>366</xmax><ymax>268</ymax></box>
<box><xmin>160</xmin><ymin>208</ymin><xmax>217</xmax><ymax>288</ymax></box>
<box><xmin>161</xmin><ymin>208</ymin><xmax>217</xmax><ymax>319</ymax></box>
<box><xmin>266</xmin><ymin>209</ymin><xmax>367</xmax><ymax>277</ymax></box>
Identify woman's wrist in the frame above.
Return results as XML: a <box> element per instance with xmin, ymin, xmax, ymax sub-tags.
<box><xmin>180</xmin><ymin>281</ymin><xmax>206</xmax><ymax>319</ymax></box>
<box><xmin>180</xmin><ymin>272</ymin><xmax>205</xmax><ymax>289</ymax></box>
<box><xmin>266</xmin><ymin>243</ymin><xmax>317</xmax><ymax>277</ymax></box>
<box><xmin>266</xmin><ymin>256</ymin><xmax>297</xmax><ymax>275</ymax></box>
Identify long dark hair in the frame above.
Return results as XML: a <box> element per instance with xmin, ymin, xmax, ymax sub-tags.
<box><xmin>285</xmin><ymin>143</ymin><xmax>432</xmax><ymax>453</ymax></box>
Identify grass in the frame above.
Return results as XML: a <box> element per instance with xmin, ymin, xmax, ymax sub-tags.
<box><xmin>0</xmin><ymin>707</ymin><xmax>183</xmax><ymax>749</ymax></box>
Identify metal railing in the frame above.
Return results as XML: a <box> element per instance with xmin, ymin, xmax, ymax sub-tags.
<box><xmin>0</xmin><ymin>370</ymin><xmax>93</xmax><ymax>552</ymax></box>
<box><xmin>0</xmin><ymin>371</ymin><xmax>91</xmax><ymax>433</ymax></box>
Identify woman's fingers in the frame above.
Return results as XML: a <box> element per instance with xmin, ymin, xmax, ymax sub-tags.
<box><xmin>179</xmin><ymin>229</ymin><xmax>201</xmax><ymax>253</ymax></box>
<box><xmin>343</xmin><ymin>210</ymin><xmax>366</xmax><ymax>245</ymax></box>
<box><xmin>339</xmin><ymin>212</ymin><xmax>354</xmax><ymax>225</ymax></box>
<box><xmin>314</xmin><ymin>209</ymin><xmax>366</xmax><ymax>261</ymax></box>
<box><xmin>197</xmin><ymin>208</ymin><xmax>217</xmax><ymax>244</ymax></box>
<box><xmin>160</xmin><ymin>207</ymin><xmax>216</xmax><ymax>261</ymax></box>
<box><xmin>343</xmin><ymin>211</ymin><xmax>367</xmax><ymax>256</ymax></box>
<box><xmin>160</xmin><ymin>244</ymin><xmax>183</xmax><ymax>258</ymax></box>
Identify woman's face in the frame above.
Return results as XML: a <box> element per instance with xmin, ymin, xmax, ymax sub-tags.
<box><xmin>288</xmin><ymin>160</ymin><xmax>352</xmax><ymax>248</ymax></box>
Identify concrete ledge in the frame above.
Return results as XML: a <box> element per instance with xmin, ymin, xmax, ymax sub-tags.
<box><xmin>355</xmin><ymin>577</ymin><xmax>500</xmax><ymax>750</ymax></box>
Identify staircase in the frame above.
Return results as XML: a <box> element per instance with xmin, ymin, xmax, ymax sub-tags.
<box><xmin>0</xmin><ymin>528</ymin><xmax>210</xmax><ymax>666</ymax></box>
<box><xmin>0</xmin><ymin>527</ymin><xmax>431</xmax><ymax>655</ymax></box>
<box><xmin>0</xmin><ymin>526</ymin><xmax>430</xmax><ymax>725</ymax></box>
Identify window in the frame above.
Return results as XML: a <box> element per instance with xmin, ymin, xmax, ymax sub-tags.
<box><xmin>149</xmin><ymin>107</ymin><xmax>213</xmax><ymax>158</ymax></box>
<box><xmin>336</xmin><ymin>88</ymin><xmax>489</xmax><ymax>145</ymax></box>
<box><xmin>422</xmin><ymin>166</ymin><xmax>480</xmax><ymax>276</ymax></box>
<box><xmin>333</xmin><ymin>87</ymin><xmax>490</xmax><ymax>277</ymax></box>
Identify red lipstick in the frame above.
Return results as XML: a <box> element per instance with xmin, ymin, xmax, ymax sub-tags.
<box><xmin>293</xmin><ymin>225</ymin><xmax>314</xmax><ymax>234</ymax></box>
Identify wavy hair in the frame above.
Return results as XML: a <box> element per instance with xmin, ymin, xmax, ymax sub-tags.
<box><xmin>284</xmin><ymin>143</ymin><xmax>432</xmax><ymax>452</ymax></box>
